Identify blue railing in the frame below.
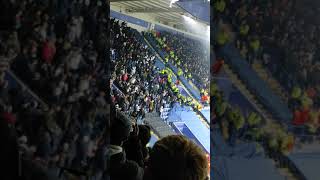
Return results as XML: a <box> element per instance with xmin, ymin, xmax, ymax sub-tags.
<box><xmin>5</xmin><ymin>70</ymin><xmax>48</xmax><ymax>108</ymax></box>
<box><xmin>111</xmin><ymin>84</ymin><xmax>125</xmax><ymax>97</ymax></box>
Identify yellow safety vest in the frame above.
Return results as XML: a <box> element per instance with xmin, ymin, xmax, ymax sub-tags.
<box><xmin>215</xmin><ymin>0</ymin><xmax>226</xmax><ymax>13</ymax></box>
<box><xmin>188</xmin><ymin>73</ymin><xmax>192</xmax><ymax>78</ymax></box>
<box><xmin>240</xmin><ymin>24</ymin><xmax>249</xmax><ymax>36</ymax></box>
<box><xmin>250</xmin><ymin>39</ymin><xmax>260</xmax><ymax>52</ymax></box>
<box><xmin>217</xmin><ymin>31</ymin><xmax>229</xmax><ymax>45</ymax></box>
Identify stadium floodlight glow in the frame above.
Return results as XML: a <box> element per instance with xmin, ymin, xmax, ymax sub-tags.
<box><xmin>170</xmin><ymin>0</ymin><xmax>179</xmax><ymax>7</ymax></box>
<box><xmin>182</xmin><ymin>15</ymin><xmax>195</xmax><ymax>24</ymax></box>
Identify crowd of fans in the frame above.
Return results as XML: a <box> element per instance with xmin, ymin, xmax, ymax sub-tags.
<box><xmin>0</xmin><ymin>0</ymin><xmax>211</xmax><ymax>179</ymax></box>
<box><xmin>214</xmin><ymin>0</ymin><xmax>320</xmax><ymax>133</ymax></box>
<box><xmin>0</xmin><ymin>0</ymin><xmax>110</xmax><ymax>179</ymax></box>
<box><xmin>110</xmin><ymin>19</ymin><xmax>198</xmax><ymax>120</ymax></box>
<box><xmin>109</xmin><ymin>19</ymin><xmax>209</xmax><ymax>180</ymax></box>
<box><xmin>151</xmin><ymin>31</ymin><xmax>210</xmax><ymax>93</ymax></box>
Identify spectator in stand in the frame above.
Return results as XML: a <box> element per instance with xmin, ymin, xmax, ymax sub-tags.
<box><xmin>123</xmin><ymin>124</ymin><xmax>152</xmax><ymax>167</ymax></box>
<box><xmin>109</xmin><ymin>109</ymin><xmax>144</xmax><ymax>180</ymax></box>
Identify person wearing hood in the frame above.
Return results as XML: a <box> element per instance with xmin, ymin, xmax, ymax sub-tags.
<box><xmin>108</xmin><ymin>109</ymin><xmax>144</xmax><ymax>180</ymax></box>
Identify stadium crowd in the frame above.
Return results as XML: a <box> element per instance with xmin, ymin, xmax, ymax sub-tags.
<box><xmin>0</xmin><ymin>0</ymin><xmax>110</xmax><ymax>179</ymax></box>
<box><xmin>111</xmin><ymin>19</ymin><xmax>178</xmax><ymax>119</ymax></box>
<box><xmin>110</xmin><ymin>19</ymin><xmax>202</xmax><ymax>119</ymax></box>
<box><xmin>151</xmin><ymin>31</ymin><xmax>210</xmax><ymax>94</ymax></box>
<box><xmin>109</xmin><ymin>19</ymin><xmax>209</xmax><ymax>180</ymax></box>
<box><xmin>214</xmin><ymin>0</ymin><xmax>320</xmax><ymax>133</ymax></box>
<box><xmin>0</xmin><ymin>0</ymin><xmax>210</xmax><ymax>180</ymax></box>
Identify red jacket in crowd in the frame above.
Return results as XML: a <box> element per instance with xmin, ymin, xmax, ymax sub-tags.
<box><xmin>42</xmin><ymin>40</ymin><xmax>56</xmax><ymax>64</ymax></box>
<box><xmin>176</xmin><ymin>80</ymin><xmax>180</xmax><ymax>85</ymax></box>
<box><xmin>201</xmin><ymin>95</ymin><xmax>209</xmax><ymax>103</ymax></box>
<box><xmin>212</xmin><ymin>59</ymin><xmax>224</xmax><ymax>74</ymax></box>
<box><xmin>293</xmin><ymin>109</ymin><xmax>310</xmax><ymax>125</ymax></box>
<box><xmin>111</xmin><ymin>96</ymin><xmax>116</xmax><ymax>103</ymax></box>
<box><xmin>122</xmin><ymin>73</ymin><xmax>128</xmax><ymax>81</ymax></box>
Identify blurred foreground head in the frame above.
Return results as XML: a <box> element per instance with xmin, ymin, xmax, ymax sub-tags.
<box><xmin>147</xmin><ymin>135</ymin><xmax>208</xmax><ymax>180</ymax></box>
<box><xmin>110</xmin><ymin>107</ymin><xmax>132</xmax><ymax>146</ymax></box>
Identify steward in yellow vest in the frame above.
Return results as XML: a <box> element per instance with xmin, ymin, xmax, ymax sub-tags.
<box><xmin>214</xmin><ymin>0</ymin><xmax>226</xmax><ymax>13</ymax></box>
<box><xmin>178</xmin><ymin>68</ymin><xmax>183</xmax><ymax>76</ymax></box>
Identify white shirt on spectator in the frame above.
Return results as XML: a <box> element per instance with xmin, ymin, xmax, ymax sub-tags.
<box><xmin>68</xmin><ymin>52</ymin><xmax>82</xmax><ymax>70</ymax></box>
<box><xmin>79</xmin><ymin>78</ymin><xmax>90</xmax><ymax>92</ymax></box>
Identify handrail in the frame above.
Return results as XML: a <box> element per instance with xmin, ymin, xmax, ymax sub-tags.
<box><xmin>265</xmin><ymin>147</ymin><xmax>307</xmax><ymax>180</ymax></box>
<box><xmin>112</xmin><ymin>83</ymin><xmax>125</xmax><ymax>97</ymax></box>
<box><xmin>6</xmin><ymin>70</ymin><xmax>48</xmax><ymax>109</ymax></box>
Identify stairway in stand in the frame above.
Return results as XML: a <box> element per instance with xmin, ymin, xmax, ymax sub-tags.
<box><xmin>223</xmin><ymin>64</ymin><xmax>298</xmax><ymax>180</ymax></box>
<box><xmin>252</xmin><ymin>62</ymin><xmax>289</xmax><ymax>103</ymax></box>
<box><xmin>144</xmin><ymin>112</ymin><xmax>176</xmax><ymax>138</ymax></box>
<box><xmin>223</xmin><ymin>63</ymin><xmax>275</xmax><ymax>127</ymax></box>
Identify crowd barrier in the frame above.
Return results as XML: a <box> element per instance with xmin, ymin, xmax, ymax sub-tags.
<box><xmin>218</xmin><ymin>44</ymin><xmax>293</xmax><ymax>123</ymax></box>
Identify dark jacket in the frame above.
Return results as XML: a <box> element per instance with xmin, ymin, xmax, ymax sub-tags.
<box><xmin>109</xmin><ymin>145</ymin><xmax>144</xmax><ymax>180</ymax></box>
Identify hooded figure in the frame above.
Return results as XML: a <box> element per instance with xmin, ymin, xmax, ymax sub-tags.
<box><xmin>109</xmin><ymin>108</ymin><xmax>144</xmax><ymax>180</ymax></box>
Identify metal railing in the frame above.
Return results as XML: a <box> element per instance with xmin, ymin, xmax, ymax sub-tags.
<box><xmin>6</xmin><ymin>70</ymin><xmax>48</xmax><ymax>109</ymax></box>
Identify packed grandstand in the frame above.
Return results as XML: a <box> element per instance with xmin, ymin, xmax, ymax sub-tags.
<box><xmin>1</xmin><ymin>0</ymin><xmax>319</xmax><ymax>179</ymax></box>
<box><xmin>109</xmin><ymin>0</ymin><xmax>211</xmax><ymax>179</ymax></box>
<box><xmin>109</xmin><ymin>16</ymin><xmax>210</xmax><ymax>180</ymax></box>
<box><xmin>0</xmin><ymin>0</ymin><xmax>110</xmax><ymax>179</ymax></box>
<box><xmin>0</xmin><ymin>0</ymin><xmax>211</xmax><ymax>179</ymax></box>
<box><xmin>214</xmin><ymin>0</ymin><xmax>320</xmax><ymax>179</ymax></box>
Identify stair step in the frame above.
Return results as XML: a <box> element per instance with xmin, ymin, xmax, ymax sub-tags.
<box><xmin>252</xmin><ymin>62</ymin><xmax>290</xmax><ymax>108</ymax></box>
